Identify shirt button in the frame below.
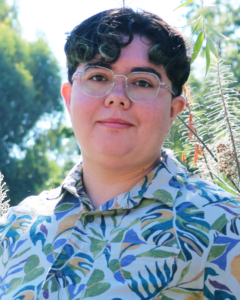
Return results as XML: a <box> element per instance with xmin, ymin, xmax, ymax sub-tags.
<box><xmin>86</xmin><ymin>215</ymin><xmax>94</xmax><ymax>223</ymax></box>
<box><xmin>55</xmin><ymin>270</ymin><xmax>63</xmax><ymax>278</ymax></box>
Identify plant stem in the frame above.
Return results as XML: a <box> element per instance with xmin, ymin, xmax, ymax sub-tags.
<box><xmin>230</xmin><ymin>179</ymin><xmax>240</xmax><ymax>194</ymax></box>
<box><xmin>203</xmin><ymin>151</ymin><xmax>214</xmax><ymax>180</ymax></box>
<box><xmin>177</xmin><ymin>115</ymin><xmax>218</xmax><ymax>162</ymax></box>
<box><xmin>201</xmin><ymin>0</ymin><xmax>205</xmax><ymax>31</ymax></box>
<box><xmin>178</xmin><ymin>115</ymin><xmax>240</xmax><ymax>193</ymax></box>
<box><xmin>216</xmin><ymin>57</ymin><xmax>240</xmax><ymax>182</ymax></box>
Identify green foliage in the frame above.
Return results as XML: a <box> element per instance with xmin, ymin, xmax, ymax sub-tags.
<box><xmin>191</xmin><ymin>31</ymin><xmax>204</xmax><ymax>63</ymax></box>
<box><xmin>183</xmin><ymin>0</ymin><xmax>240</xmax><ymax>83</ymax></box>
<box><xmin>174</xmin><ymin>0</ymin><xmax>195</xmax><ymax>11</ymax></box>
<box><xmin>0</xmin><ymin>0</ymin><xmax>66</xmax><ymax>205</ymax></box>
<box><xmin>175</xmin><ymin>0</ymin><xmax>230</xmax><ymax>76</ymax></box>
<box><xmin>176</xmin><ymin>0</ymin><xmax>240</xmax><ymax>196</ymax></box>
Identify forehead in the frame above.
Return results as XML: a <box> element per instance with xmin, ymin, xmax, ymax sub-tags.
<box><xmin>111</xmin><ymin>35</ymin><xmax>151</xmax><ymax>70</ymax></box>
<box><xmin>76</xmin><ymin>35</ymin><xmax>169</xmax><ymax>83</ymax></box>
<box><xmin>110</xmin><ymin>35</ymin><xmax>169</xmax><ymax>82</ymax></box>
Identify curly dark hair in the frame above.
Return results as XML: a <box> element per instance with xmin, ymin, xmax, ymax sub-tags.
<box><xmin>64</xmin><ymin>8</ymin><xmax>191</xmax><ymax>96</ymax></box>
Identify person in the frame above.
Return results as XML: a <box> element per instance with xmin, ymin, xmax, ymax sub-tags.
<box><xmin>0</xmin><ymin>7</ymin><xmax>240</xmax><ymax>300</ymax></box>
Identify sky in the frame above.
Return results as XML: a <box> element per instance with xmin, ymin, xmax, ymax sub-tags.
<box><xmin>17</xmin><ymin>0</ymin><xmax>188</xmax><ymax>82</ymax></box>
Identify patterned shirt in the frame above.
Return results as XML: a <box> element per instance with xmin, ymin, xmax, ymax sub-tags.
<box><xmin>0</xmin><ymin>149</ymin><xmax>240</xmax><ymax>300</ymax></box>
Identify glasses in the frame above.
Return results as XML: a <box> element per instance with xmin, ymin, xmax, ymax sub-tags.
<box><xmin>72</xmin><ymin>66</ymin><xmax>175</xmax><ymax>103</ymax></box>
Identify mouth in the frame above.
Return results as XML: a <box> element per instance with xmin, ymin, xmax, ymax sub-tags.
<box><xmin>98</xmin><ymin>118</ymin><xmax>133</xmax><ymax>129</ymax></box>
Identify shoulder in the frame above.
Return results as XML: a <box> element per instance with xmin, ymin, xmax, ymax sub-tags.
<box><xmin>0</xmin><ymin>186</ymin><xmax>63</xmax><ymax>241</ymax></box>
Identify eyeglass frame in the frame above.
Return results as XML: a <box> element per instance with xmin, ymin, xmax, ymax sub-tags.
<box><xmin>71</xmin><ymin>65</ymin><xmax>176</xmax><ymax>103</ymax></box>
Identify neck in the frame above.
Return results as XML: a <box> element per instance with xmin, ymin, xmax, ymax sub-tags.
<box><xmin>82</xmin><ymin>155</ymin><xmax>161</xmax><ymax>209</ymax></box>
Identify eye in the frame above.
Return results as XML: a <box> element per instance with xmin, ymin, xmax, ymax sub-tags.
<box><xmin>134</xmin><ymin>80</ymin><xmax>153</xmax><ymax>88</ymax></box>
<box><xmin>90</xmin><ymin>74</ymin><xmax>108</xmax><ymax>82</ymax></box>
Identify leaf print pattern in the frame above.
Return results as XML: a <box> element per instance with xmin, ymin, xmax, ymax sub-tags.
<box><xmin>0</xmin><ymin>149</ymin><xmax>239</xmax><ymax>299</ymax></box>
<box><xmin>175</xmin><ymin>202</ymin><xmax>210</xmax><ymax>261</ymax></box>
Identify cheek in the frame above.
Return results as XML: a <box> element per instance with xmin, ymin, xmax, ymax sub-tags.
<box><xmin>138</xmin><ymin>104</ymin><xmax>171</xmax><ymax>150</ymax></box>
<box><xmin>69</xmin><ymin>96</ymin><xmax>95</xmax><ymax>139</ymax></box>
<box><xmin>70</xmin><ymin>90</ymin><xmax>96</xmax><ymax>122</ymax></box>
<box><xmin>140</xmin><ymin>104</ymin><xmax>170</xmax><ymax>131</ymax></box>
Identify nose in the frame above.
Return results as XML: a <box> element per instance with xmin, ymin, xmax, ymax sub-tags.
<box><xmin>104</xmin><ymin>75</ymin><xmax>131</xmax><ymax>109</ymax></box>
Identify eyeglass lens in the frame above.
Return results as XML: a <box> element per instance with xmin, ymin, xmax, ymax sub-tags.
<box><xmin>80</xmin><ymin>67</ymin><xmax>160</xmax><ymax>103</ymax></box>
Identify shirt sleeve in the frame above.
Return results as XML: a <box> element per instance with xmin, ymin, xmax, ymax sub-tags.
<box><xmin>204</xmin><ymin>214</ymin><xmax>240</xmax><ymax>300</ymax></box>
<box><xmin>0</xmin><ymin>207</ymin><xmax>15</xmax><ymax>242</ymax></box>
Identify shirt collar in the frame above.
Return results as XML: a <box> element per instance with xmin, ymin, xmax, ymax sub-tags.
<box><xmin>59</xmin><ymin>149</ymin><xmax>187</xmax><ymax>209</ymax></box>
<box><xmin>129</xmin><ymin>149</ymin><xmax>187</xmax><ymax>207</ymax></box>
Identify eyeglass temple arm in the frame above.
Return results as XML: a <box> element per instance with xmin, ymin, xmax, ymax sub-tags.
<box><xmin>72</xmin><ymin>71</ymin><xmax>83</xmax><ymax>82</ymax></box>
<box><xmin>160</xmin><ymin>82</ymin><xmax>175</xmax><ymax>96</ymax></box>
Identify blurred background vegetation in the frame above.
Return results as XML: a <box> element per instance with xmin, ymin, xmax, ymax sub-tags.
<box><xmin>1</xmin><ymin>0</ymin><xmax>240</xmax><ymax>205</ymax></box>
<box><xmin>0</xmin><ymin>0</ymin><xmax>79</xmax><ymax>205</ymax></box>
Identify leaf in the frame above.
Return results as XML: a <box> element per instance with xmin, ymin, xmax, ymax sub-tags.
<box><xmin>209</xmin><ymin>171</ymin><xmax>239</xmax><ymax>196</ymax></box>
<box><xmin>5</xmin><ymin>278</ymin><xmax>22</xmax><ymax>295</ymax></box>
<box><xmin>213</xmin><ymin>180</ymin><xmax>239</xmax><ymax>196</ymax></box>
<box><xmin>43</xmin><ymin>243</ymin><xmax>53</xmax><ymax>256</ymax></box>
<box><xmin>121</xmin><ymin>269</ymin><xmax>132</xmax><ymax>279</ymax></box>
<box><xmin>84</xmin><ymin>269</ymin><xmax>110</xmax><ymax>298</ymax></box>
<box><xmin>114</xmin><ymin>270</ymin><xmax>125</xmax><ymax>283</ymax></box>
<box><xmin>22</xmin><ymin>267</ymin><xmax>45</xmax><ymax>283</ymax></box>
<box><xmin>12</xmin><ymin>247</ymin><xmax>31</xmax><ymax>259</ymax></box>
<box><xmin>205</xmin><ymin>42</ymin><xmax>210</xmax><ymax>76</ymax></box>
<box><xmin>171</xmin><ymin>288</ymin><xmax>202</xmax><ymax>297</ymax></box>
<box><xmin>206</xmin><ymin>37</ymin><xmax>218</xmax><ymax>57</ymax></box>
<box><xmin>174</xmin><ymin>0</ymin><xmax>195</xmax><ymax>11</ymax></box>
<box><xmin>192</xmin><ymin>16</ymin><xmax>203</xmax><ymax>35</ymax></box>
<box><xmin>83</xmin><ymin>283</ymin><xmax>110</xmax><ymax>298</ymax></box>
<box><xmin>136</xmin><ymin>249</ymin><xmax>178</xmax><ymax>258</ymax></box>
<box><xmin>111</xmin><ymin>230</ymin><xmax>124</xmax><ymax>243</ymax></box>
<box><xmin>177</xmin><ymin>262</ymin><xmax>191</xmax><ymax>284</ymax></box>
<box><xmin>109</xmin><ymin>259</ymin><xmax>120</xmax><ymax>273</ymax></box>
<box><xmin>89</xmin><ymin>237</ymin><xmax>107</xmax><ymax>258</ymax></box>
<box><xmin>153</xmin><ymin>189</ymin><xmax>174</xmax><ymax>203</ymax></box>
<box><xmin>111</xmin><ymin>210</ymin><xmax>118</xmax><ymax>228</ymax></box>
<box><xmin>51</xmin><ymin>279</ymin><xmax>59</xmax><ymax>292</ymax></box>
<box><xmin>54</xmin><ymin>203</ymin><xmax>76</xmax><ymax>213</ymax></box>
<box><xmin>87</xmin><ymin>269</ymin><xmax>104</xmax><ymax>287</ymax></box>
<box><xmin>231</xmin><ymin>255</ymin><xmax>240</xmax><ymax>285</ymax></box>
<box><xmin>120</xmin><ymin>255</ymin><xmax>136</xmax><ymax>267</ymax></box>
<box><xmin>191</xmin><ymin>31</ymin><xmax>204</xmax><ymax>63</ymax></box>
<box><xmin>207</xmin><ymin>244</ymin><xmax>228</xmax><ymax>262</ymax></box>
<box><xmin>211</xmin><ymin>214</ymin><xmax>228</xmax><ymax>231</ymax></box>
<box><xmin>89</xmin><ymin>227</ymin><xmax>103</xmax><ymax>240</ymax></box>
<box><xmin>162</xmin><ymin>296</ymin><xmax>175</xmax><ymax>300</ymax></box>
<box><xmin>205</xmin><ymin>23</ymin><xmax>230</xmax><ymax>40</ymax></box>
<box><xmin>24</xmin><ymin>255</ymin><xmax>39</xmax><ymax>274</ymax></box>
<box><xmin>72</xmin><ymin>232</ymin><xmax>87</xmax><ymax>243</ymax></box>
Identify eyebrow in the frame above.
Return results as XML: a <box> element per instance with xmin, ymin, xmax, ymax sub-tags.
<box><xmin>87</xmin><ymin>63</ymin><xmax>162</xmax><ymax>80</ymax></box>
<box><xmin>130</xmin><ymin>67</ymin><xmax>162</xmax><ymax>80</ymax></box>
<box><xmin>87</xmin><ymin>62</ymin><xmax>112</xmax><ymax>69</ymax></box>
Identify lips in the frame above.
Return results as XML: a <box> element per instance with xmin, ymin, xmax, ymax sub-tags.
<box><xmin>98</xmin><ymin>117</ymin><xmax>133</xmax><ymax>129</ymax></box>
<box><xmin>99</xmin><ymin>118</ymin><xmax>133</xmax><ymax>125</ymax></box>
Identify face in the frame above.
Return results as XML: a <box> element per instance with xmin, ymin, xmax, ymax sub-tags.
<box><xmin>62</xmin><ymin>35</ymin><xmax>185</xmax><ymax>170</ymax></box>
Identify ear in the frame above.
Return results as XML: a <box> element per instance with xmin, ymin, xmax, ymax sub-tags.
<box><xmin>169</xmin><ymin>95</ymin><xmax>186</xmax><ymax>128</ymax></box>
<box><xmin>61</xmin><ymin>82</ymin><xmax>72</xmax><ymax>114</ymax></box>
